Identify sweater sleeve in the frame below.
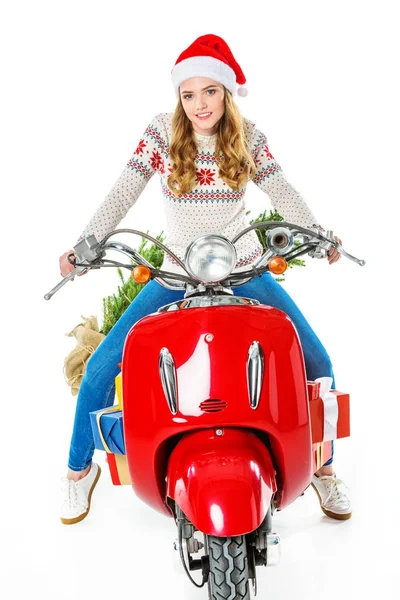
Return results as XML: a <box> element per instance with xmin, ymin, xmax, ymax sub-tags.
<box><xmin>77</xmin><ymin>113</ymin><xmax>168</xmax><ymax>243</ymax></box>
<box><xmin>247</xmin><ymin>121</ymin><xmax>325</xmax><ymax>232</ymax></box>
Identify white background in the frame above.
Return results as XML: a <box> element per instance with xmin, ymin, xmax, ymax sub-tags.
<box><xmin>1</xmin><ymin>0</ymin><xmax>399</xmax><ymax>598</ymax></box>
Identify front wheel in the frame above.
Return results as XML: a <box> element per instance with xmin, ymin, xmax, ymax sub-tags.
<box><xmin>207</xmin><ymin>535</ymin><xmax>250</xmax><ymax>600</ymax></box>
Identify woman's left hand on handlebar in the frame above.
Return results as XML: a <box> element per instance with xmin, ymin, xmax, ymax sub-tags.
<box><xmin>59</xmin><ymin>250</ymin><xmax>76</xmax><ymax>277</ymax></box>
<box><xmin>327</xmin><ymin>236</ymin><xmax>342</xmax><ymax>264</ymax></box>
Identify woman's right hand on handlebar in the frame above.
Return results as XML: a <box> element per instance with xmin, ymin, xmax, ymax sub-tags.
<box><xmin>59</xmin><ymin>250</ymin><xmax>76</xmax><ymax>277</ymax></box>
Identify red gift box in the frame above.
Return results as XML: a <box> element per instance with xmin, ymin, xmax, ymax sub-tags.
<box><xmin>307</xmin><ymin>381</ymin><xmax>321</xmax><ymax>401</ymax></box>
<box><xmin>307</xmin><ymin>381</ymin><xmax>350</xmax><ymax>444</ymax></box>
<box><xmin>312</xmin><ymin>441</ymin><xmax>333</xmax><ymax>472</ymax></box>
<box><xmin>106</xmin><ymin>453</ymin><xmax>131</xmax><ymax>485</ymax></box>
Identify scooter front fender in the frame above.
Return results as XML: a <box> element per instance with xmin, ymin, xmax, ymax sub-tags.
<box><xmin>166</xmin><ymin>428</ymin><xmax>277</xmax><ymax>536</ymax></box>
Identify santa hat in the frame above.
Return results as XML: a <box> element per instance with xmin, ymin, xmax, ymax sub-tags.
<box><xmin>171</xmin><ymin>34</ymin><xmax>248</xmax><ymax>98</ymax></box>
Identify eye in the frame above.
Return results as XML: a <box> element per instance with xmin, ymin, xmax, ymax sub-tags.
<box><xmin>183</xmin><ymin>94</ymin><xmax>193</xmax><ymax>100</ymax></box>
<box><xmin>206</xmin><ymin>89</ymin><xmax>216</xmax><ymax>95</ymax></box>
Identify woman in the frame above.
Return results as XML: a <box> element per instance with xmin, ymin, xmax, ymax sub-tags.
<box><xmin>59</xmin><ymin>34</ymin><xmax>351</xmax><ymax>524</ymax></box>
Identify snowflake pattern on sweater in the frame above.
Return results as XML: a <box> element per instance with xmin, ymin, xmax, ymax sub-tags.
<box><xmin>79</xmin><ymin>113</ymin><xmax>323</xmax><ymax>271</ymax></box>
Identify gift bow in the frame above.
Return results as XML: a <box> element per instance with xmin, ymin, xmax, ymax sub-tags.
<box><xmin>314</xmin><ymin>376</ymin><xmax>338</xmax><ymax>441</ymax></box>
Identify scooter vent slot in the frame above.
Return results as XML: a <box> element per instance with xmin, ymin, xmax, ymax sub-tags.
<box><xmin>199</xmin><ymin>399</ymin><xmax>227</xmax><ymax>413</ymax></box>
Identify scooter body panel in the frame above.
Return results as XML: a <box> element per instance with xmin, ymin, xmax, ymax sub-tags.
<box><xmin>166</xmin><ymin>428</ymin><xmax>277</xmax><ymax>536</ymax></box>
<box><xmin>122</xmin><ymin>304</ymin><xmax>312</xmax><ymax>518</ymax></box>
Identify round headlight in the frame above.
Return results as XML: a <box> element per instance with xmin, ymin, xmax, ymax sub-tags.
<box><xmin>185</xmin><ymin>235</ymin><xmax>237</xmax><ymax>283</ymax></box>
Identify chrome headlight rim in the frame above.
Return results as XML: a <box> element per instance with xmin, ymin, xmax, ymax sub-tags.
<box><xmin>184</xmin><ymin>234</ymin><xmax>237</xmax><ymax>283</ymax></box>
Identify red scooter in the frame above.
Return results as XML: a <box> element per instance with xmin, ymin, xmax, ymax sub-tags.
<box><xmin>45</xmin><ymin>222</ymin><xmax>364</xmax><ymax>599</ymax></box>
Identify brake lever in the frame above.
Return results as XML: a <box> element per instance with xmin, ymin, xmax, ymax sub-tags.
<box><xmin>337</xmin><ymin>247</ymin><xmax>366</xmax><ymax>266</ymax></box>
<box><xmin>44</xmin><ymin>265</ymin><xmax>88</xmax><ymax>300</ymax></box>
<box><xmin>308</xmin><ymin>230</ymin><xmax>366</xmax><ymax>266</ymax></box>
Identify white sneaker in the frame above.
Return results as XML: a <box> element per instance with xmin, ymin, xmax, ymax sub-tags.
<box><xmin>311</xmin><ymin>474</ymin><xmax>352</xmax><ymax>520</ymax></box>
<box><xmin>60</xmin><ymin>463</ymin><xmax>101</xmax><ymax>525</ymax></box>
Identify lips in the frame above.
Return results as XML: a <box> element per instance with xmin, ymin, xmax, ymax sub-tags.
<box><xmin>196</xmin><ymin>112</ymin><xmax>212</xmax><ymax>120</ymax></box>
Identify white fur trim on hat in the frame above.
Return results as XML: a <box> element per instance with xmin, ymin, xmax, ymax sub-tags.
<box><xmin>171</xmin><ymin>56</ymin><xmax>238</xmax><ymax>96</ymax></box>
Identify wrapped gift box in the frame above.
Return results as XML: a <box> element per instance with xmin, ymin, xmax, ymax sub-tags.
<box><xmin>307</xmin><ymin>380</ymin><xmax>321</xmax><ymax>401</ymax></box>
<box><xmin>106</xmin><ymin>453</ymin><xmax>131</xmax><ymax>485</ymax></box>
<box><xmin>90</xmin><ymin>370</ymin><xmax>130</xmax><ymax>484</ymax></box>
<box><xmin>89</xmin><ymin>407</ymin><xmax>125</xmax><ymax>454</ymax></box>
<box><xmin>312</xmin><ymin>441</ymin><xmax>333</xmax><ymax>472</ymax></box>
<box><xmin>307</xmin><ymin>379</ymin><xmax>350</xmax><ymax>444</ymax></box>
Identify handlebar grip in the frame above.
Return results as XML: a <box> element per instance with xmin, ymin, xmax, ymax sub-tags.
<box><xmin>44</xmin><ymin>267</ymin><xmax>86</xmax><ymax>300</ymax></box>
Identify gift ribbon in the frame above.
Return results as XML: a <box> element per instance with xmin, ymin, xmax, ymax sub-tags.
<box><xmin>314</xmin><ymin>376</ymin><xmax>339</xmax><ymax>441</ymax></box>
<box><xmin>115</xmin><ymin>454</ymin><xmax>131</xmax><ymax>484</ymax></box>
<box><xmin>315</xmin><ymin>443</ymin><xmax>323</xmax><ymax>470</ymax></box>
<box><xmin>315</xmin><ymin>441</ymin><xmax>332</xmax><ymax>470</ymax></box>
<box><xmin>107</xmin><ymin>453</ymin><xmax>131</xmax><ymax>485</ymax></box>
<box><xmin>96</xmin><ymin>407</ymin><xmax>120</xmax><ymax>454</ymax></box>
<box><xmin>115</xmin><ymin>371</ymin><xmax>123</xmax><ymax>409</ymax></box>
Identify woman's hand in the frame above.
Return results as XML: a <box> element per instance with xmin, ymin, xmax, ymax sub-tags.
<box><xmin>327</xmin><ymin>236</ymin><xmax>342</xmax><ymax>264</ymax></box>
<box><xmin>59</xmin><ymin>250</ymin><xmax>76</xmax><ymax>277</ymax></box>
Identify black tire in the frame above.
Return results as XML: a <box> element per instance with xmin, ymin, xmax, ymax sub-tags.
<box><xmin>207</xmin><ymin>535</ymin><xmax>250</xmax><ymax>600</ymax></box>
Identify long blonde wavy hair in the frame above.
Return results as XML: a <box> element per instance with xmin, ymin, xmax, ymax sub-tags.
<box><xmin>167</xmin><ymin>89</ymin><xmax>256</xmax><ymax>196</ymax></box>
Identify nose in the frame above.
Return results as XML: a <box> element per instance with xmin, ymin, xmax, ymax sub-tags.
<box><xmin>195</xmin><ymin>95</ymin><xmax>207</xmax><ymax>112</ymax></box>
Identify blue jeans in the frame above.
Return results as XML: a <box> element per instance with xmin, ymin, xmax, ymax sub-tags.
<box><xmin>68</xmin><ymin>273</ymin><xmax>334</xmax><ymax>470</ymax></box>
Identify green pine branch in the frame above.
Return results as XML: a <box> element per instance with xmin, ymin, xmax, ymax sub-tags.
<box><xmin>100</xmin><ymin>232</ymin><xmax>165</xmax><ymax>335</ymax></box>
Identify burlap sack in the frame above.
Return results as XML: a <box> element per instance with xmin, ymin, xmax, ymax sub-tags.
<box><xmin>64</xmin><ymin>315</ymin><xmax>105</xmax><ymax>396</ymax></box>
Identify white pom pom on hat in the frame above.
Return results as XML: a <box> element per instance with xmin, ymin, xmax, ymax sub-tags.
<box><xmin>171</xmin><ymin>34</ymin><xmax>249</xmax><ymax>97</ymax></box>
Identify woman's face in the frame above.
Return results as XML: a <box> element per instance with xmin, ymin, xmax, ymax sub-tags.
<box><xmin>179</xmin><ymin>77</ymin><xmax>225</xmax><ymax>136</ymax></box>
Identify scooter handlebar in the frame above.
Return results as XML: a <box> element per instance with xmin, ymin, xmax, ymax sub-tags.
<box><xmin>44</xmin><ymin>223</ymin><xmax>366</xmax><ymax>299</ymax></box>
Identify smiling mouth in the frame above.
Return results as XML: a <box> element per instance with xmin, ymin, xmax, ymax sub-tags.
<box><xmin>196</xmin><ymin>112</ymin><xmax>212</xmax><ymax>119</ymax></box>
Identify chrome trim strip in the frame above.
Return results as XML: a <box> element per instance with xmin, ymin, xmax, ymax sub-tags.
<box><xmin>247</xmin><ymin>341</ymin><xmax>264</xmax><ymax>410</ymax></box>
<box><xmin>159</xmin><ymin>348</ymin><xmax>178</xmax><ymax>415</ymax></box>
<box><xmin>158</xmin><ymin>296</ymin><xmax>260</xmax><ymax>312</ymax></box>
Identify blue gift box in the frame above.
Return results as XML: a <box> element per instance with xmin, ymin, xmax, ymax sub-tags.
<box><xmin>89</xmin><ymin>407</ymin><xmax>125</xmax><ymax>454</ymax></box>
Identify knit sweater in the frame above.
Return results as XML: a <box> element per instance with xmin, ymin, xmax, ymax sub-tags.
<box><xmin>79</xmin><ymin>112</ymin><xmax>323</xmax><ymax>273</ymax></box>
